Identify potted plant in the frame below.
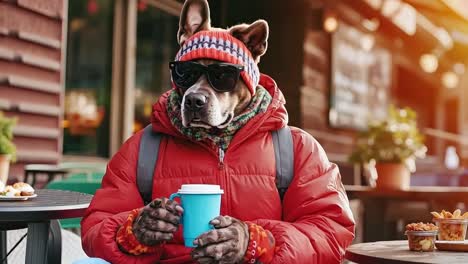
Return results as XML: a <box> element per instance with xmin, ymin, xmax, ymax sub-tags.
<box><xmin>0</xmin><ymin>112</ymin><xmax>17</xmax><ymax>184</ymax></box>
<box><xmin>349</xmin><ymin>106</ymin><xmax>427</xmax><ymax>190</ymax></box>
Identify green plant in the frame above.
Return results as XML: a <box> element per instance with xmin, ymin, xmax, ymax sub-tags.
<box><xmin>349</xmin><ymin>105</ymin><xmax>427</xmax><ymax>172</ymax></box>
<box><xmin>0</xmin><ymin>112</ymin><xmax>17</xmax><ymax>162</ymax></box>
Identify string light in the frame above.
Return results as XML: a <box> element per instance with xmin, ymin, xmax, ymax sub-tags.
<box><xmin>324</xmin><ymin>16</ymin><xmax>339</xmax><ymax>33</ymax></box>
<box><xmin>442</xmin><ymin>71</ymin><xmax>459</xmax><ymax>89</ymax></box>
<box><xmin>419</xmin><ymin>54</ymin><xmax>438</xmax><ymax>73</ymax></box>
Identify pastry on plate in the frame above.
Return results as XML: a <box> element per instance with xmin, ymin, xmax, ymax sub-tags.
<box><xmin>4</xmin><ymin>185</ymin><xmax>21</xmax><ymax>197</ymax></box>
<box><xmin>13</xmin><ymin>182</ymin><xmax>35</xmax><ymax>196</ymax></box>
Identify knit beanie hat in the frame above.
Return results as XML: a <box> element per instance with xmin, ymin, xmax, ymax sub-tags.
<box><xmin>175</xmin><ymin>30</ymin><xmax>260</xmax><ymax>95</ymax></box>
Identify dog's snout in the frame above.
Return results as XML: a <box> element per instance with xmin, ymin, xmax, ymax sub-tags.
<box><xmin>185</xmin><ymin>93</ymin><xmax>207</xmax><ymax>111</ymax></box>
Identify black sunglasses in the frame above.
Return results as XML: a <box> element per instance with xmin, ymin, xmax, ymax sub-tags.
<box><xmin>169</xmin><ymin>61</ymin><xmax>244</xmax><ymax>92</ymax></box>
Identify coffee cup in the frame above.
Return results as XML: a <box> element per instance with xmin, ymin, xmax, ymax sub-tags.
<box><xmin>169</xmin><ymin>184</ymin><xmax>224</xmax><ymax>247</ymax></box>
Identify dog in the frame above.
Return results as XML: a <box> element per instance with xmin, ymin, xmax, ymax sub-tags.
<box><xmin>176</xmin><ymin>0</ymin><xmax>268</xmax><ymax>129</ymax></box>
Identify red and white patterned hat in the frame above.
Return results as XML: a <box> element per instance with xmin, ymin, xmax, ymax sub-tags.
<box><xmin>175</xmin><ymin>31</ymin><xmax>260</xmax><ymax>95</ymax></box>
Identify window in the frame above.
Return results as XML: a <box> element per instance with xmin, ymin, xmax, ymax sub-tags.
<box><xmin>133</xmin><ymin>4</ymin><xmax>179</xmax><ymax>132</ymax></box>
<box><xmin>63</xmin><ymin>0</ymin><xmax>114</xmax><ymax>157</ymax></box>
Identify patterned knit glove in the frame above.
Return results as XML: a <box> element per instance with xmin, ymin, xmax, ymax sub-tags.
<box><xmin>243</xmin><ymin>222</ymin><xmax>276</xmax><ymax>263</ymax></box>
<box><xmin>191</xmin><ymin>215</ymin><xmax>249</xmax><ymax>264</ymax></box>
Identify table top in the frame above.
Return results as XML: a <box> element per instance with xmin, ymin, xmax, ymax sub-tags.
<box><xmin>0</xmin><ymin>189</ymin><xmax>92</xmax><ymax>222</ymax></box>
<box><xmin>345</xmin><ymin>240</ymin><xmax>468</xmax><ymax>264</ymax></box>
<box><xmin>345</xmin><ymin>185</ymin><xmax>468</xmax><ymax>201</ymax></box>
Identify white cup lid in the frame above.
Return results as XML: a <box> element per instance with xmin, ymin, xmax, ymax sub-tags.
<box><xmin>177</xmin><ymin>184</ymin><xmax>224</xmax><ymax>194</ymax></box>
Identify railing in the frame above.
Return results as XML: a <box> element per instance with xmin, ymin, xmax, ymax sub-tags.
<box><xmin>424</xmin><ymin>128</ymin><xmax>468</xmax><ymax>146</ymax></box>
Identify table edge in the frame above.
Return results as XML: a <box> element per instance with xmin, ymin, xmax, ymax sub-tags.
<box><xmin>0</xmin><ymin>202</ymin><xmax>90</xmax><ymax>212</ymax></box>
<box><xmin>345</xmin><ymin>241</ymin><xmax>466</xmax><ymax>264</ymax></box>
<box><xmin>345</xmin><ymin>250</ymin><xmax>419</xmax><ymax>264</ymax></box>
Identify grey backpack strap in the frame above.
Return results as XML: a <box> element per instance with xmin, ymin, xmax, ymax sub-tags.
<box><xmin>137</xmin><ymin>124</ymin><xmax>162</xmax><ymax>205</ymax></box>
<box><xmin>272</xmin><ymin>126</ymin><xmax>294</xmax><ymax>201</ymax></box>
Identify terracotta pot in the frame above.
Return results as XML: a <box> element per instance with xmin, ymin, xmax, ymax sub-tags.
<box><xmin>375</xmin><ymin>162</ymin><xmax>410</xmax><ymax>190</ymax></box>
<box><xmin>0</xmin><ymin>154</ymin><xmax>11</xmax><ymax>184</ymax></box>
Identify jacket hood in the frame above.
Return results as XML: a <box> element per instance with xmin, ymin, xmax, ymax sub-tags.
<box><xmin>151</xmin><ymin>74</ymin><xmax>288</xmax><ymax>140</ymax></box>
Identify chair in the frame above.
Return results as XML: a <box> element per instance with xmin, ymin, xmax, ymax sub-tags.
<box><xmin>47</xmin><ymin>220</ymin><xmax>62</xmax><ymax>264</ymax></box>
<box><xmin>24</xmin><ymin>164</ymin><xmax>69</xmax><ymax>188</ymax></box>
<box><xmin>58</xmin><ymin>162</ymin><xmax>106</xmax><ymax>178</ymax></box>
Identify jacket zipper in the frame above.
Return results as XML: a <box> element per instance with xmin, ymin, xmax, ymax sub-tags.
<box><xmin>218</xmin><ymin>147</ymin><xmax>230</xmax><ymax>214</ymax></box>
<box><xmin>218</xmin><ymin>148</ymin><xmax>225</xmax><ymax>168</ymax></box>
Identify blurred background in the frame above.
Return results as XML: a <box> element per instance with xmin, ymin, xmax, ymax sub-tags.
<box><xmin>1</xmin><ymin>0</ymin><xmax>468</xmax><ymax>244</ymax></box>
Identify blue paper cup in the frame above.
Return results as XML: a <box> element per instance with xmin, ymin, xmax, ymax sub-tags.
<box><xmin>169</xmin><ymin>184</ymin><xmax>223</xmax><ymax>247</ymax></box>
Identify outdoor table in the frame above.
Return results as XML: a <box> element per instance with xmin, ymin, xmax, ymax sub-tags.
<box><xmin>345</xmin><ymin>240</ymin><xmax>468</xmax><ymax>264</ymax></box>
<box><xmin>0</xmin><ymin>189</ymin><xmax>92</xmax><ymax>264</ymax></box>
<box><xmin>345</xmin><ymin>185</ymin><xmax>468</xmax><ymax>242</ymax></box>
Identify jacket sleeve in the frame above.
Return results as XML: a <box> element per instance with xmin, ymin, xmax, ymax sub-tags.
<box><xmin>252</xmin><ymin>127</ymin><xmax>355</xmax><ymax>264</ymax></box>
<box><xmin>81</xmin><ymin>132</ymin><xmax>164</xmax><ymax>264</ymax></box>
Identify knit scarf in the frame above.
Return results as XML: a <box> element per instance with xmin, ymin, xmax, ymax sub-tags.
<box><xmin>167</xmin><ymin>86</ymin><xmax>272</xmax><ymax>151</ymax></box>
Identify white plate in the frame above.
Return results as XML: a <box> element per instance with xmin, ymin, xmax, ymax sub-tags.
<box><xmin>0</xmin><ymin>194</ymin><xmax>38</xmax><ymax>201</ymax></box>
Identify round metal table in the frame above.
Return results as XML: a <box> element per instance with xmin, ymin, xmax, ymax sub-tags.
<box><xmin>0</xmin><ymin>189</ymin><xmax>93</xmax><ymax>264</ymax></box>
<box><xmin>345</xmin><ymin>240</ymin><xmax>468</xmax><ymax>264</ymax></box>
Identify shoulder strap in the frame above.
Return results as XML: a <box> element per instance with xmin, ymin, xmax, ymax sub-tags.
<box><xmin>137</xmin><ymin>124</ymin><xmax>162</xmax><ymax>205</ymax></box>
<box><xmin>271</xmin><ymin>126</ymin><xmax>294</xmax><ymax>201</ymax></box>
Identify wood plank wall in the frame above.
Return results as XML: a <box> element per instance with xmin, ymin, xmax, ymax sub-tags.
<box><xmin>299</xmin><ymin>4</ymin><xmax>360</xmax><ymax>185</ymax></box>
<box><xmin>301</xmin><ymin>26</ymin><xmax>356</xmax><ymax>164</ymax></box>
<box><xmin>0</xmin><ymin>0</ymin><xmax>66</xmax><ymax>181</ymax></box>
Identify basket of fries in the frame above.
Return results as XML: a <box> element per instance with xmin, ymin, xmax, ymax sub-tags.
<box><xmin>405</xmin><ymin>222</ymin><xmax>438</xmax><ymax>252</ymax></box>
<box><xmin>431</xmin><ymin>209</ymin><xmax>468</xmax><ymax>241</ymax></box>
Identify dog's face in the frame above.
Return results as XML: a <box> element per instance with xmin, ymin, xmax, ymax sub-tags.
<box><xmin>180</xmin><ymin>59</ymin><xmax>252</xmax><ymax>129</ymax></box>
<box><xmin>175</xmin><ymin>0</ymin><xmax>269</xmax><ymax>128</ymax></box>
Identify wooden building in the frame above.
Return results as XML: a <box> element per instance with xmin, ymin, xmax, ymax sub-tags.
<box><xmin>0</xmin><ymin>0</ymin><xmax>67</xmax><ymax>181</ymax></box>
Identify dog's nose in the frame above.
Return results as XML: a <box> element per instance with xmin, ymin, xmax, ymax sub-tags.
<box><xmin>185</xmin><ymin>93</ymin><xmax>207</xmax><ymax>111</ymax></box>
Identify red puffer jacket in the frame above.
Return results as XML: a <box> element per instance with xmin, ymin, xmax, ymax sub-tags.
<box><xmin>81</xmin><ymin>74</ymin><xmax>355</xmax><ymax>264</ymax></box>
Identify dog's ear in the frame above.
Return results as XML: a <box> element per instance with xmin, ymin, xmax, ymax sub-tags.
<box><xmin>178</xmin><ymin>0</ymin><xmax>211</xmax><ymax>45</ymax></box>
<box><xmin>229</xmin><ymin>20</ymin><xmax>269</xmax><ymax>63</ymax></box>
